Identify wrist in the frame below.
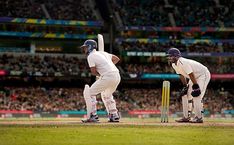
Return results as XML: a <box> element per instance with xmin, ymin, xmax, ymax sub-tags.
<box><xmin>183</xmin><ymin>84</ymin><xmax>188</xmax><ymax>88</ymax></box>
<box><xmin>192</xmin><ymin>84</ymin><xmax>199</xmax><ymax>89</ymax></box>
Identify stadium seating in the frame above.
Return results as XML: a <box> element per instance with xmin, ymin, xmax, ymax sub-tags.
<box><xmin>35</xmin><ymin>0</ymin><xmax>96</xmax><ymax>20</ymax></box>
<box><xmin>0</xmin><ymin>0</ymin><xmax>44</xmax><ymax>19</ymax></box>
<box><xmin>0</xmin><ymin>54</ymin><xmax>89</xmax><ymax>77</ymax></box>
<box><xmin>118</xmin><ymin>41</ymin><xmax>225</xmax><ymax>52</ymax></box>
<box><xmin>114</xmin><ymin>0</ymin><xmax>233</xmax><ymax>27</ymax></box>
<box><xmin>1</xmin><ymin>87</ymin><xmax>233</xmax><ymax>115</ymax></box>
<box><xmin>0</xmin><ymin>53</ymin><xmax>233</xmax><ymax>77</ymax></box>
<box><xmin>0</xmin><ymin>0</ymin><xmax>96</xmax><ymax>21</ymax></box>
<box><xmin>115</xmin><ymin>0</ymin><xmax>170</xmax><ymax>26</ymax></box>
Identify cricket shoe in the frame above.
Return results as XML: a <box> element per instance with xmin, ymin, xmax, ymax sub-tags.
<box><xmin>175</xmin><ymin>117</ymin><xmax>190</xmax><ymax>123</ymax></box>
<box><xmin>81</xmin><ymin>114</ymin><xmax>99</xmax><ymax>123</ymax></box>
<box><xmin>108</xmin><ymin>113</ymin><xmax>120</xmax><ymax>122</ymax></box>
<box><xmin>190</xmin><ymin>116</ymin><xmax>203</xmax><ymax>123</ymax></box>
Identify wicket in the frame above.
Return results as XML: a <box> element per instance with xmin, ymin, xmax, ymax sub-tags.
<box><xmin>161</xmin><ymin>81</ymin><xmax>170</xmax><ymax>123</ymax></box>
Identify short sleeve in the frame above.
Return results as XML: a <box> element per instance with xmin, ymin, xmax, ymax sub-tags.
<box><xmin>102</xmin><ymin>52</ymin><xmax>112</xmax><ymax>60</ymax></box>
<box><xmin>179</xmin><ymin>60</ymin><xmax>193</xmax><ymax>74</ymax></box>
<box><xmin>172</xmin><ymin>63</ymin><xmax>180</xmax><ymax>74</ymax></box>
<box><xmin>107</xmin><ymin>53</ymin><xmax>112</xmax><ymax>59</ymax></box>
<box><xmin>87</xmin><ymin>55</ymin><xmax>95</xmax><ymax>67</ymax></box>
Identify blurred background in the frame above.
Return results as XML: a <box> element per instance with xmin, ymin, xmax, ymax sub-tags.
<box><xmin>0</xmin><ymin>0</ymin><xmax>233</xmax><ymax>119</ymax></box>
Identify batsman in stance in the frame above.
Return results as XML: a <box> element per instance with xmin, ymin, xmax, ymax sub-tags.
<box><xmin>166</xmin><ymin>48</ymin><xmax>210</xmax><ymax>123</ymax></box>
<box><xmin>80</xmin><ymin>39</ymin><xmax>121</xmax><ymax>123</ymax></box>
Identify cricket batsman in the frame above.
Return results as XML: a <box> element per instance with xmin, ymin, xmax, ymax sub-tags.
<box><xmin>80</xmin><ymin>39</ymin><xmax>121</xmax><ymax>123</ymax></box>
<box><xmin>166</xmin><ymin>48</ymin><xmax>210</xmax><ymax>123</ymax></box>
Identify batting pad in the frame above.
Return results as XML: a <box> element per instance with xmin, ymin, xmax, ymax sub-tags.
<box><xmin>101</xmin><ymin>92</ymin><xmax>109</xmax><ymax>114</ymax></box>
<box><xmin>182</xmin><ymin>95</ymin><xmax>189</xmax><ymax>118</ymax></box>
<box><xmin>101</xmin><ymin>92</ymin><xmax>118</xmax><ymax>114</ymax></box>
<box><xmin>83</xmin><ymin>84</ymin><xmax>97</xmax><ymax>118</ymax></box>
<box><xmin>193</xmin><ymin>97</ymin><xmax>202</xmax><ymax>118</ymax></box>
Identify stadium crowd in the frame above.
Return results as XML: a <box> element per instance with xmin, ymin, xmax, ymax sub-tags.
<box><xmin>220</xmin><ymin>0</ymin><xmax>234</xmax><ymax>27</ymax></box>
<box><xmin>115</xmin><ymin>0</ymin><xmax>233</xmax><ymax>27</ymax></box>
<box><xmin>122</xmin><ymin>58</ymin><xmax>234</xmax><ymax>75</ymax></box>
<box><xmin>0</xmin><ymin>54</ymin><xmax>90</xmax><ymax>77</ymax></box>
<box><xmin>118</xmin><ymin>41</ymin><xmax>229</xmax><ymax>52</ymax></box>
<box><xmin>34</xmin><ymin>0</ymin><xmax>96</xmax><ymax>21</ymax></box>
<box><xmin>0</xmin><ymin>0</ymin><xmax>96</xmax><ymax>21</ymax></box>
<box><xmin>0</xmin><ymin>87</ymin><xmax>85</xmax><ymax>111</ymax></box>
<box><xmin>0</xmin><ymin>24</ymin><xmax>98</xmax><ymax>35</ymax></box>
<box><xmin>118</xmin><ymin>88</ymin><xmax>234</xmax><ymax>114</ymax></box>
<box><xmin>123</xmin><ymin>63</ymin><xmax>173</xmax><ymax>76</ymax></box>
<box><xmin>115</xmin><ymin>0</ymin><xmax>170</xmax><ymax>26</ymax></box>
<box><xmin>223</xmin><ymin>42</ymin><xmax>234</xmax><ymax>52</ymax></box>
<box><xmin>0</xmin><ymin>87</ymin><xmax>233</xmax><ymax>115</ymax></box>
<box><xmin>1</xmin><ymin>53</ymin><xmax>233</xmax><ymax>78</ymax></box>
<box><xmin>173</xmin><ymin>0</ymin><xmax>234</xmax><ymax>27</ymax></box>
<box><xmin>0</xmin><ymin>0</ymin><xmax>44</xmax><ymax>19</ymax></box>
<box><xmin>170</xmin><ymin>0</ymin><xmax>222</xmax><ymax>27</ymax></box>
<box><xmin>0</xmin><ymin>0</ymin><xmax>233</xmax><ymax>27</ymax></box>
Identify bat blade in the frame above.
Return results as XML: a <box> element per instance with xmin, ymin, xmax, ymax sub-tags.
<box><xmin>98</xmin><ymin>34</ymin><xmax>104</xmax><ymax>52</ymax></box>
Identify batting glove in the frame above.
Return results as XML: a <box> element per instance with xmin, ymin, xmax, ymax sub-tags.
<box><xmin>191</xmin><ymin>84</ymin><xmax>201</xmax><ymax>97</ymax></box>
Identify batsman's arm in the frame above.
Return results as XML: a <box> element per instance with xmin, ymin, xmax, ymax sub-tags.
<box><xmin>188</xmin><ymin>72</ymin><xmax>198</xmax><ymax>84</ymax></box>
<box><xmin>179</xmin><ymin>75</ymin><xmax>189</xmax><ymax>96</ymax></box>
<box><xmin>90</xmin><ymin>67</ymin><xmax>100</xmax><ymax>76</ymax></box>
<box><xmin>179</xmin><ymin>75</ymin><xmax>187</xmax><ymax>86</ymax></box>
<box><xmin>112</xmin><ymin>55</ymin><xmax>120</xmax><ymax>64</ymax></box>
<box><xmin>188</xmin><ymin>72</ymin><xmax>201</xmax><ymax>97</ymax></box>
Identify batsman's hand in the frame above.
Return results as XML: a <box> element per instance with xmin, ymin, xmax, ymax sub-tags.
<box><xmin>179</xmin><ymin>85</ymin><xmax>189</xmax><ymax>97</ymax></box>
<box><xmin>191</xmin><ymin>84</ymin><xmax>201</xmax><ymax>97</ymax></box>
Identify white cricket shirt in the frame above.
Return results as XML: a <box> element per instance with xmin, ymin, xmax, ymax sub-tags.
<box><xmin>172</xmin><ymin>57</ymin><xmax>209</xmax><ymax>79</ymax></box>
<box><xmin>87</xmin><ymin>49</ymin><xmax>119</xmax><ymax>76</ymax></box>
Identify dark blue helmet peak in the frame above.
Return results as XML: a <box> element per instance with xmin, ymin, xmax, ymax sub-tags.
<box><xmin>166</xmin><ymin>48</ymin><xmax>181</xmax><ymax>57</ymax></box>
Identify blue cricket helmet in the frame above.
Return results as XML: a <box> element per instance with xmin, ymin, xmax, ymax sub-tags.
<box><xmin>80</xmin><ymin>39</ymin><xmax>97</xmax><ymax>54</ymax></box>
<box><xmin>166</xmin><ymin>48</ymin><xmax>181</xmax><ymax>57</ymax></box>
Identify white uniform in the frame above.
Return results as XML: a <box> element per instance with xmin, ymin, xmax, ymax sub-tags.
<box><xmin>172</xmin><ymin>57</ymin><xmax>210</xmax><ymax>118</ymax></box>
<box><xmin>85</xmin><ymin>49</ymin><xmax>120</xmax><ymax>118</ymax></box>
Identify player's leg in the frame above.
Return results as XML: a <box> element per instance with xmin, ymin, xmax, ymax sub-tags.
<box><xmin>101</xmin><ymin>91</ymin><xmax>109</xmax><ymax>114</ymax></box>
<box><xmin>182</xmin><ymin>95</ymin><xmax>189</xmax><ymax>118</ymax></box>
<box><xmin>191</xmin><ymin>96</ymin><xmax>203</xmax><ymax>123</ymax></box>
<box><xmin>187</xmin><ymin>80</ymin><xmax>195</xmax><ymax>118</ymax></box>
<box><xmin>87</xmin><ymin>72</ymin><xmax>120</xmax><ymax>122</ymax></box>
<box><xmin>87</xmin><ymin>74</ymin><xmax>117</xmax><ymax>121</ymax></box>
<box><xmin>82</xmin><ymin>84</ymin><xmax>99</xmax><ymax>123</ymax></box>
<box><xmin>176</xmin><ymin>81</ymin><xmax>193</xmax><ymax>122</ymax></box>
<box><xmin>191</xmin><ymin>71</ymin><xmax>210</xmax><ymax>123</ymax></box>
<box><xmin>188</xmin><ymin>95</ymin><xmax>193</xmax><ymax>118</ymax></box>
<box><xmin>100</xmin><ymin>72</ymin><xmax>121</xmax><ymax>122</ymax></box>
<box><xmin>82</xmin><ymin>77</ymin><xmax>110</xmax><ymax>123</ymax></box>
<box><xmin>101</xmin><ymin>91</ymin><xmax>119</xmax><ymax>120</ymax></box>
<box><xmin>175</xmin><ymin>94</ymin><xmax>190</xmax><ymax>122</ymax></box>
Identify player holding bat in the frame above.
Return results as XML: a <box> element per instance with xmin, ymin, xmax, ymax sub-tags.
<box><xmin>80</xmin><ymin>39</ymin><xmax>121</xmax><ymax>123</ymax></box>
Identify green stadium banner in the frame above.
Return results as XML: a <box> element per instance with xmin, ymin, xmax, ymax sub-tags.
<box><xmin>59</xmin><ymin>110</ymin><xmax>107</xmax><ymax>115</ymax></box>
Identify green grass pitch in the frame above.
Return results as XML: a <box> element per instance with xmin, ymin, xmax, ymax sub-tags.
<box><xmin>0</xmin><ymin>118</ymin><xmax>234</xmax><ymax>145</ymax></box>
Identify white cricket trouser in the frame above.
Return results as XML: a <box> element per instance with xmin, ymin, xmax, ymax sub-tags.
<box><xmin>90</xmin><ymin>71</ymin><xmax>121</xmax><ymax>115</ymax></box>
<box><xmin>187</xmin><ymin>69</ymin><xmax>211</xmax><ymax>118</ymax></box>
